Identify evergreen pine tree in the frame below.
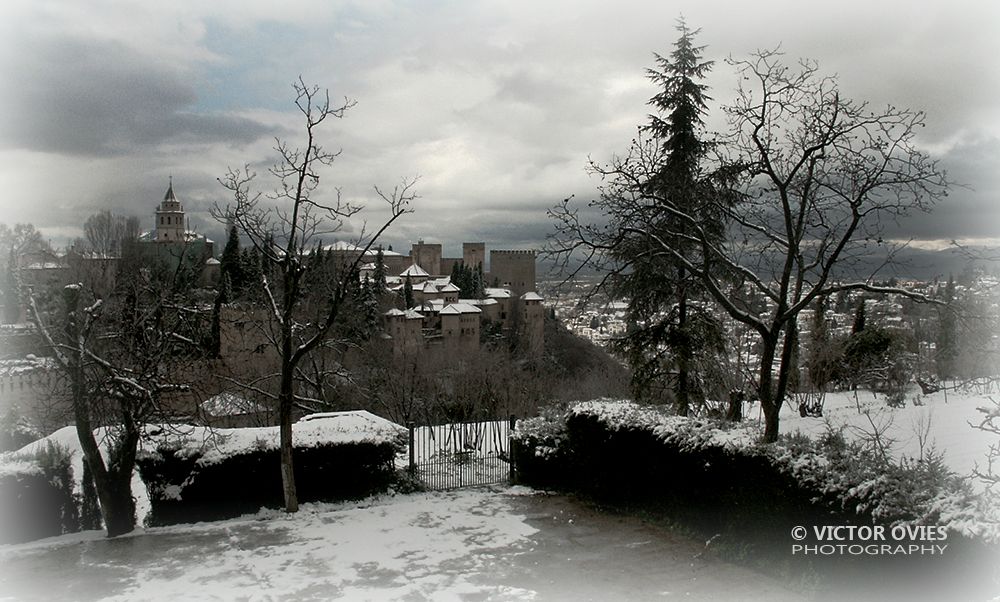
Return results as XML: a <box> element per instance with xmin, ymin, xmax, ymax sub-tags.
<box><xmin>610</xmin><ymin>20</ymin><xmax>724</xmax><ymax>415</ymax></box>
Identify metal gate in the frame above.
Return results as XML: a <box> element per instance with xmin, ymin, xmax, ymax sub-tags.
<box><xmin>407</xmin><ymin>417</ymin><xmax>515</xmax><ymax>490</ymax></box>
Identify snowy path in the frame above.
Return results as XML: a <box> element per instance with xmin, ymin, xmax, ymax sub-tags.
<box><xmin>0</xmin><ymin>488</ymin><xmax>800</xmax><ymax>601</ymax></box>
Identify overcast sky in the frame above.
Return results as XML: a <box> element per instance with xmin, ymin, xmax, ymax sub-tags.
<box><xmin>0</xmin><ymin>0</ymin><xmax>997</xmax><ymax>258</ymax></box>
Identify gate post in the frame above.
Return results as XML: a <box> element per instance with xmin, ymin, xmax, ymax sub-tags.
<box><xmin>508</xmin><ymin>414</ymin><xmax>517</xmax><ymax>485</ymax></box>
<box><xmin>407</xmin><ymin>421</ymin><xmax>416</xmax><ymax>474</ymax></box>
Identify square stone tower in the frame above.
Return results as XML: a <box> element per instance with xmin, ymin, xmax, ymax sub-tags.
<box><xmin>462</xmin><ymin>242</ymin><xmax>486</xmax><ymax>271</ymax></box>
<box><xmin>489</xmin><ymin>249</ymin><xmax>536</xmax><ymax>297</ymax></box>
<box><xmin>410</xmin><ymin>240</ymin><xmax>442</xmax><ymax>276</ymax></box>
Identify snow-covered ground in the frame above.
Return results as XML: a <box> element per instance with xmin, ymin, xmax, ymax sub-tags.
<box><xmin>0</xmin><ymin>488</ymin><xmax>804</xmax><ymax>601</ymax></box>
<box><xmin>776</xmin><ymin>387</ymin><xmax>997</xmax><ymax>487</ymax></box>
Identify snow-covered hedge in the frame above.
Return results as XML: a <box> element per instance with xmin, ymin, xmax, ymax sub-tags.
<box><xmin>0</xmin><ymin>441</ymin><xmax>79</xmax><ymax>544</ymax></box>
<box><xmin>513</xmin><ymin>399</ymin><xmax>998</xmax><ymax>544</ymax></box>
<box><xmin>136</xmin><ymin>411</ymin><xmax>408</xmax><ymax>524</ymax></box>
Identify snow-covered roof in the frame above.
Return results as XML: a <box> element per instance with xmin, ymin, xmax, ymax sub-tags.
<box><xmin>469</xmin><ymin>298</ymin><xmax>498</xmax><ymax>306</ymax></box>
<box><xmin>200</xmin><ymin>392</ymin><xmax>267</xmax><ymax>417</ymax></box>
<box><xmin>439</xmin><ymin>283</ymin><xmax>460</xmax><ymax>293</ymax></box>
<box><xmin>0</xmin><ymin>356</ymin><xmax>56</xmax><ymax>378</ymax></box>
<box><xmin>323</xmin><ymin>241</ymin><xmax>364</xmax><ymax>252</ymax></box>
<box><xmin>521</xmin><ymin>292</ymin><xmax>544</xmax><ymax>301</ymax></box>
<box><xmin>384</xmin><ymin>308</ymin><xmax>406</xmax><ymax>317</ymax></box>
<box><xmin>360</xmin><ymin>262</ymin><xmax>377</xmax><ymax>271</ymax></box>
<box><xmin>137</xmin><ymin>230</ymin><xmax>213</xmax><ymax>244</ymax></box>
<box><xmin>440</xmin><ymin>303</ymin><xmax>482</xmax><ymax>315</ymax></box>
<box><xmin>421</xmin><ymin>281</ymin><xmax>439</xmax><ymax>293</ymax></box>
<box><xmin>400</xmin><ymin>264</ymin><xmax>430</xmax><ymax>278</ymax></box>
<box><xmin>404</xmin><ymin>309</ymin><xmax>424</xmax><ymax>320</ymax></box>
<box><xmin>77</xmin><ymin>251</ymin><xmax>117</xmax><ymax>260</ymax></box>
<box><xmin>485</xmin><ymin>288</ymin><xmax>511</xmax><ymax>299</ymax></box>
<box><xmin>205</xmin><ymin>257</ymin><xmax>221</xmax><ymax>265</ymax></box>
<box><xmin>23</xmin><ymin>262</ymin><xmax>64</xmax><ymax>270</ymax></box>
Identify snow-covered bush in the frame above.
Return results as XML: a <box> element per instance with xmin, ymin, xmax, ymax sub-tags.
<box><xmin>136</xmin><ymin>412</ymin><xmax>407</xmax><ymax>525</ymax></box>
<box><xmin>0</xmin><ymin>441</ymin><xmax>79</xmax><ymax>543</ymax></box>
<box><xmin>514</xmin><ymin>400</ymin><xmax>997</xmax><ymax>544</ymax></box>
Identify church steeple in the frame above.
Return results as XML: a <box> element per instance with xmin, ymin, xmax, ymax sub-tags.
<box><xmin>164</xmin><ymin>176</ymin><xmax>177</xmax><ymax>202</ymax></box>
<box><xmin>155</xmin><ymin>178</ymin><xmax>185</xmax><ymax>242</ymax></box>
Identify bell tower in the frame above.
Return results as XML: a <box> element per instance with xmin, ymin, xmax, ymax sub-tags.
<box><xmin>156</xmin><ymin>177</ymin><xmax>185</xmax><ymax>242</ymax></box>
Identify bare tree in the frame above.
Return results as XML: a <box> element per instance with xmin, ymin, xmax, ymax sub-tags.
<box><xmin>972</xmin><ymin>398</ymin><xmax>1000</xmax><ymax>493</ymax></box>
<box><xmin>83</xmin><ymin>210</ymin><xmax>141</xmax><ymax>258</ymax></box>
<box><xmin>24</xmin><ymin>247</ymin><xmax>203</xmax><ymax>536</ymax></box>
<box><xmin>1</xmin><ymin>223</ymin><xmax>51</xmax><ymax>323</ymax></box>
<box><xmin>551</xmin><ymin>48</ymin><xmax>948</xmax><ymax>442</ymax></box>
<box><xmin>217</xmin><ymin>78</ymin><xmax>414</xmax><ymax>512</ymax></box>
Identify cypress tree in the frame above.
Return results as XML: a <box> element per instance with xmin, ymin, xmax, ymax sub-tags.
<box><xmin>472</xmin><ymin>263</ymin><xmax>486</xmax><ymax>298</ymax></box>
<box><xmin>852</xmin><ymin>300</ymin><xmax>867</xmax><ymax>334</ymax></box>
<box><xmin>936</xmin><ymin>275</ymin><xmax>957</xmax><ymax>380</ymax></box>
<box><xmin>220</xmin><ymin>224</ymin><xmax>241</xmax><ymax>291</ymax></box>
<box><xmin>403</xmin><ymin>275</ymin><xmax>414</xmax><ymax>309</ymax></box>
<box><xmin>373</xmin><ymin>247</ymin><xmax>388</xmax><ymax>295</ymax></box>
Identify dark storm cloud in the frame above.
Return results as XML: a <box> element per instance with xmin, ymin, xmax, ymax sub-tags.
<box><xmin>878</xmin><ymin>135</ymin><xmax>1000</xmax><ymax>242</ymax></box>
<box><xmin>2</xmin><ymin>0</ymin><xmax>996</xmax><ymax>255</ymax></box>
<box><xmin>0</xmin><ymin>33</ymin><xmax>280</xmax><ymax>157</ymax></box>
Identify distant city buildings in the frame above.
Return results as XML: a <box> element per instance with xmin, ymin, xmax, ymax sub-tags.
<box><xmin>6</xmin><ymin>182</ymin><xmax>546</xmax><ymax>361</ymax></box>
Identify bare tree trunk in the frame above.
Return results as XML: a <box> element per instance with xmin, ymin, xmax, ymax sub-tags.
<box><xmin>72</xmin><ymin>402</ymin><xmax>138</xmax><ymax>537</ymax></box>
<box><xmin>278</xmin><ymin>370</ymin><xmax>298</xmax><ymax>513</ymax></box>
<box><xmin>758</xmin><ymin>336</ymin><xmax>781</xmax><ymax>443</ymax></box>
<box><xmin>771</xmin><ymin>319</ymin><xmax>799</xmax><ymax>424</ymax></box>
<box><xmin>100</xmin><ymin>466</ymin><xmax>137</xmax><ymax>537</ymax></box>
<box><xmin>64</xmin><ymin>286</ymin><xmax>137</xmax><ymax>537</ymax></box>
<box><xmin>676</xmin><ymin>266</ymin><xmax>690</xmax><ymax>416</ymax></box>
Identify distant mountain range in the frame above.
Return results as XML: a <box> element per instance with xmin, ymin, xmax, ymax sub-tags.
<box><xmin>537</xmin><ymin>244</ymin><xmax>998</xmax><ymax>284</ymax></box>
